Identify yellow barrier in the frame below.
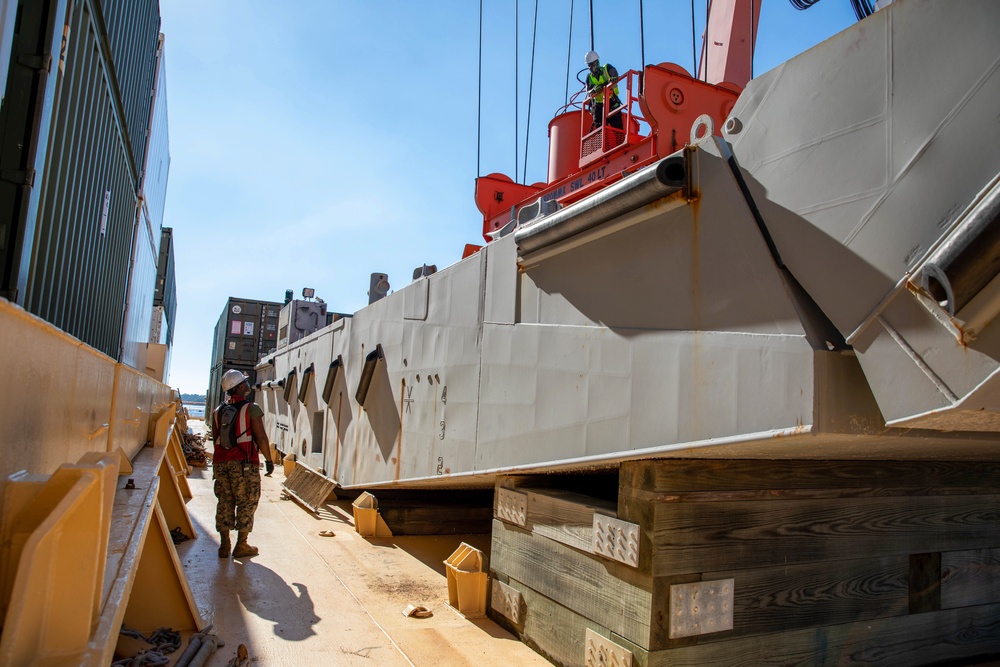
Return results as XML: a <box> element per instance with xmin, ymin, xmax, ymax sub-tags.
<box><xmin>0</xmin><ymin>300</ymin><xmax>116</xmax><ymax>500</ymax></box>
<box><xmin>0</xmin><ymin>297</ymin><xmax>204</xmax><ymax>664</ymax></box>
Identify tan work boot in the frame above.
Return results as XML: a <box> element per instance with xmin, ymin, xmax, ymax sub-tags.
<box><xmin>218</xmin><ymin>531</ymin><xmax>231</xmax><ymax>558</ymax></box>
<box><xmin>231</xmin><ymin>531</ymin><xmax>258</xmax><ymax>558</ymax></box>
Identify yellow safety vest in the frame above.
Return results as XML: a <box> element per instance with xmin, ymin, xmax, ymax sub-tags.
<box><xmin>587</xmin><ymin>65</ymin><xmax>619</xmax><ymax>104</ymax></box>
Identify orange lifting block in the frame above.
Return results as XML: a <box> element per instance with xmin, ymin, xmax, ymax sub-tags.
<box><xmin>444</xmin><ymin>543</ymin><xmax>488</xmax><ymax>618</ymax></box>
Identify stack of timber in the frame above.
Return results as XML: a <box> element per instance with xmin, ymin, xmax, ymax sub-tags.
<box><xmin>488</xmin><ymin>460</ymin><xmax>1000</xmax><ymax>666</ymax></box>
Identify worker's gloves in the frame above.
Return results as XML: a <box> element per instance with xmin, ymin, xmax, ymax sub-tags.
<box><xmin>264</xmin><ymin>460</ymin><xmax>274</xmax><ymax>476</ymax></box>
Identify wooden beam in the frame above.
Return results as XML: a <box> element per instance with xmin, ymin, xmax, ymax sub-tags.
<box><xmin>493</xmin><ymin>574</ymin><xmax>617</xmax><ymax>667</ymax></box>
<box><xmin>525</xmin><ymin>488</ymin><xmax>616</xmax><ymax>554</ymax></box>
<box><xmin>639</xmin><ymin>494</ymin><xmax>1000</xmax><ymax>576</ymax></box>
<box><xmin>942</xmin><ymin>548</ymin><xmax>1000</xmax><ymax>609</ymax></box>
<box><xmin>615</xmin><ymin>603</ymin><xmax>1000</xmax><ymax>667</ymax></box>
<box><xmin>620</xmin><ymin>460</ymin><xmax>1000</xmax><ymax>495</ymax></box>
<box><xmin>490</xmin><ymin>519</ymin><xmax>654</xmax><ymax>648</ymax></box>
<box><xmin>683</xmin><ymin>555</ymin><xmax>910</xmax><ymax>646</ymax></box>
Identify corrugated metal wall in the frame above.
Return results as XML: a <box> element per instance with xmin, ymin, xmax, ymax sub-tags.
<box><xmin>96</xmin><ymin>0</ymin><xmax>160</xmax><ymax>173</ymax></box>
<box><xmin>120</xmin><ymin>206</ymin><xmax>157</xmax><ymax>369</ymax></box>
<box><xmin>14</xmin><ymin>0</ymin><xmax>163</xmax><ymax>362</ymax></box>
<box><xmin>153</xmin><ymin>226</ymin><xmax>175</xmax><ymax>343</ymax></box>
<box><xmin>142</xmin><ymin>40</ymin><xmax>170</xmax><ymax>230</ymax></box>
<box><xmin>0</xmin><ymin>0</ymin><xmax>69</xmax><ymax>302</ymax></box>
<box><xmin>0</xmin><ymin>0</ymin><xmax>18</xmax><ymax>103</ymax></box>
<box><xmin>122</xmin><ymin>31</ymin><xmax>169</xmax><ymax>370</ymax></box>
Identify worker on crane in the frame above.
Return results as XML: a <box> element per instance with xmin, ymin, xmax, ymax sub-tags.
<box><xmin>585</xmin><ymin>51</ymin><xmax>623</xmax><ymax>131</ymax></box>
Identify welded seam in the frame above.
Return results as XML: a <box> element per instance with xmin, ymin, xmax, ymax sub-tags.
<box><xmin>847</xmin><ymin>171</ymin><xmax>1000</xmax><ymax>345</ymax></box>
<box><xmin>876</xmin><ymin>315</ymin><xmax>958</xmax><ymax>403</ymax></box>
<box><xmin>843</xmin><ymin>50</ymin><xmax>1000</xmax><ymax>247</ymax></box>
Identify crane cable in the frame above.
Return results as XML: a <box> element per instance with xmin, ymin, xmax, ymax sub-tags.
<box><xmin>523</xmin><ymin>0</ymin><xmax>539</xmax><ymax>183</ymax></box>
<box><xmin>515</xmin><ymin>0</ymin><xmax>519</xmax><ymax>183</ymax></box>
<box><xmin>589</xmin><ymin>0</ymin><xmax>594</xmax><ymax>50</ymax></box>
<box><xmin>639</xmin><ymin>0</ymin><xmax>645</xmax><ymax>69</ymax></box>
<box><xmin>477</xmin><ymin>0</ymin><xmax>483</xmax><ymax>177</ymax></box>
<box><xmin>564</xmin><ymin>0</ymin><xmax>574</xmax><ymax>106</ymax></box>
<box><xmin>690</xmin><ymin>0</ymin><xmax>697</xmax><ymax>79</ymax></box>
<box><xmin>789</xmin><ymin>0</ymin><xmax>874</xmax><ymax>22</ymax></box>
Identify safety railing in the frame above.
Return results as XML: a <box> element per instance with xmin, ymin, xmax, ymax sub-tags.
<box><xmin>579</xmin><ymin>69</ymin><xmax>647</xmax><ymax>166</ymax></box>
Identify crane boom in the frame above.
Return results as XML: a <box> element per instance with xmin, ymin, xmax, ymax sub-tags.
<box><xmin>698</xmin><ymin>0</ymin><xmax>762</xmax><ymax>86</ymax></box>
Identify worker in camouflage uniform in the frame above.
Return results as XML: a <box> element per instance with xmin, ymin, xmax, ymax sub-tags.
<box><xmin>212</xmin><ymin>369</ymin><xmax>274</xmax><ymax>558</ymax></box>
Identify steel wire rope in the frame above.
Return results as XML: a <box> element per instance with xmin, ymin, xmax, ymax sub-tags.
<box><xmin>788</xmin><ymin>0</ymin><xmax>873</xmax><ymax>25</ymax></box>
<box><xmin>589</xmin><ymin>0</ymin><xmax>594</xmax><ymax>50</ymax></box>
<box><xmin>639</xmin><ymin>0</ymin><xmax>645</xmax><ymax>69</ymax></box>
<box><xmin>750</xmin><ymin>0</ymin><xmax>754</xmax><ymax>79</ymax></box>
<box><xmin>851</xmin><ymin>0</ymin><xmax>875</xmax><ymax>20</ymax></box>
<box><xmin>515</xmin><ymin>0</ymin><xmax>519</xmax><ymax>183</ymax></box>
<box><xmin>477</xmin><ymin>0</ymin><xmax>483</xmax><ymax>177</ymax></box>
<box><xmin>523</xmin><ymin>0</ymin><xmax>539</xmax><ymax>184</ymax></box>
<box><xmin>565</xmin><ymin>0</ymin><xmax>575</xmax><ymax>106</ymax></box>
<box><xmin>691</xmin><ymin>0</ymin><xmax>697</xmax><ymax>79</ymax></box>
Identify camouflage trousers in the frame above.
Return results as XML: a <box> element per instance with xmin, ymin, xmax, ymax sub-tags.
<box><xmin>214</xmin><ymin>460</ymin><xmax>261</xmax><ymax>533</ymax></box>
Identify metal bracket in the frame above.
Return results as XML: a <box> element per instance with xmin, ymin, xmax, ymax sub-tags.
<box><xmin>17</xmin><ymin>53</ymin><xmax>52</xmax><ymax>72</ymax></box>
<box><xmin>496</xmin><ymin>488</ymin><xmax>527</xmax><ymax>527</ymax></box>
<box><xmin>584</xmin><ymin>628</ymin><xmax>632</xmax><ymax>667</ymax></box>
<box><xmin>591</xmin><ymin>515</ymin><xmax>639</xmax><ymax>567</ymax></box>
<box><xmin>490</xmin><ymin>579</ymin><xmax>523</xmax><ymax>625</ymax></box>
<box><xmin>668</xmin><ymin>579</ymin><xmax>735</xmax><ymax>638</ymax></box>
<box><xmin>1</xmin><ymin>169</ymin><xmax>36</xmax><ymax>186</ymax></box>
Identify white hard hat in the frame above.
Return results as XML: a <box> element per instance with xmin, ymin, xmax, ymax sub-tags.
<box><xmin>221</xmin><ymin>369</ymin><xmax>249</xmax><ymax>392</ymax></box>
<box><xmin>585</xmin><ymin>50</ymin><xmax>600</xmax><ymax>64</ymax></box>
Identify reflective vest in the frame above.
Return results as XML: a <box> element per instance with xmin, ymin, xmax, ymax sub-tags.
<box><xmin>233</xmin><ymin>402</ymin><xmax>254</xmax><ymax>445</ymax></box>
<box><xmin>214</xmin><ymin>400</ymin><xmax>254</xmax><ymax>447</ymax></box>
<box><xmin>587</xmin><ymin>65</ymin><xmax>619</xmax><ymax>104</ymax></box>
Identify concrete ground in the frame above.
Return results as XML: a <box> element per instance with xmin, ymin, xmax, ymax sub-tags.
<box><xmin>176</xmin><ymin>427</ymin><xmax>548</xmax><ymax>666</ymax></box>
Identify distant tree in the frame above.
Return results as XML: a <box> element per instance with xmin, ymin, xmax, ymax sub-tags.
<box><xmin>180</xmin><ymin>393</ymin><xmax>206</xmax><ymax>402</ymax></box>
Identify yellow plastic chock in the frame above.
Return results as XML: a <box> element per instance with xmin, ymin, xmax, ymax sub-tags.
<box><xmin>352</xmin><ymin>492</ymin><xmax>378</xmax><ymax>536</ymax></box>
<box><xmin>444</xmin><ymin>542</ymin><xmax>488</xmax><ymax>618</ymax></box>
<box><xmin>351</xmin><ymin>492</ymin><xmax>392</xmax><ymax>537</ymax></box>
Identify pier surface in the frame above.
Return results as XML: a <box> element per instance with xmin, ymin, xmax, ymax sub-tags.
<box><xmin>178</xmin><ymin>423</ymin><xmax>547</xmax><ymax>666</ymax></box>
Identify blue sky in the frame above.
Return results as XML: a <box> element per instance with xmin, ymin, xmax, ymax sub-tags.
<box><xmin>159</xmin><ymin>0</ymin><xmax>856</xmax><ymax>395</ymax></box>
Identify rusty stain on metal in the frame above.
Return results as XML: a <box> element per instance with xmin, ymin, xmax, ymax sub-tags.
<box><xmin>396</xmin><ymin>378</ymin><xmax>405</xmax><ymax>481</ymax></box>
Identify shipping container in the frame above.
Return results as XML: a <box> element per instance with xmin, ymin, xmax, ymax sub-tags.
<box><xmin>0</xmin><ymin>0</ymin><xmax>17</xmax><ymax>103</ymax></box>
<box><xmin>209</xmin><ymin>296</ymin><xmax>284</xmax><ymax>418</ymax></box>
<box><xmin>0</xmin><ymin>0</ymin><xmax>166</xmax><ymax>365</ymax></box>
<box><xmin>120</xmin><ymin>205</ymin><xmax>158</xmax><ymax>370</ymax></box>
<box><xmin>205</xmin><ymin>360</ymin><xmax>258</xmax><ymax>425</ymax></box>
<box><xmin>0</xmin><ymin>0</ymin><xmax>73</xmax><ymax>302</ymax></box>
<box><xmin>141</xmin><ymin>37</ymin><xmax>170</xmax><ymax>232</ymax></box>
<box><xmin>153</xmin><ymin>227</ymin><xmax>176</xmax><ymax>343</ymax></box>
<box><xmin>95</xmin><ymin>0</ymin><xmax>160</xmax><ymax>172</ymax></box>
